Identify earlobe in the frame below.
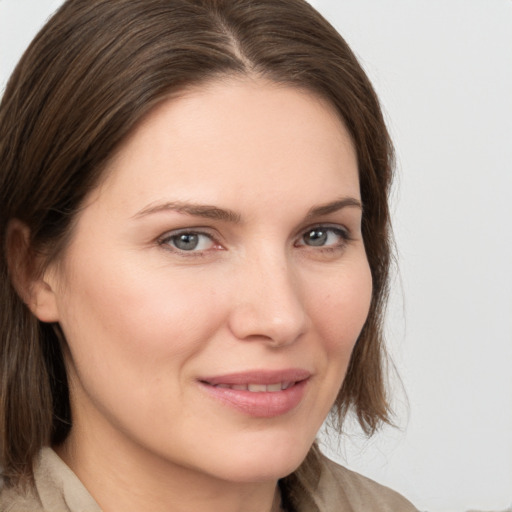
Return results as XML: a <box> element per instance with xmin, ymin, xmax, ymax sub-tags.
<box><xmin>6</xmin><ymin>219</ymin><xmax>60</xmax><ymax>323</ymax></box>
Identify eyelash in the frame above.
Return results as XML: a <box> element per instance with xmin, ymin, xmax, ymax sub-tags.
<box><xmin>157</xmin><ymin>225</ymin><xmax>352</xmax><ymax>257</ymax></box>
<box><xmin>294</xmin><ymin>225</ymin><xmax>352</xmax><ymax>252</ymax></box>
<box><xmin>158</xmin><ymin>229</ymin><xmax>219</xmax><ymax>257</ymax></box>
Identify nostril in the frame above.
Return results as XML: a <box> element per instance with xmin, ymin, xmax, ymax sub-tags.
<box><xmin>226</xmin><ymin>265</ymin><xmax>308</xmax><ymax>345</ymax></box>
<box><xmin>226</xmin><ymin>298</ymin><xmax>307</xmax><ymax>347</ymax></box>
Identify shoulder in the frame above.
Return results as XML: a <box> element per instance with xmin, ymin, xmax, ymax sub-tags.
<box><xmin>0</xmin><ymin>482</ymin><xmax>44</xmax><ymax>512</ymax></box>
<box><xmin>1</xmin><ymin>448</ymin><xmax>100</xmax><ymax>512</ymax></box>
<box><xmin>312</xmin><ymin>455</ymin><xmax>418</xmax><ymax>512</ymax></box>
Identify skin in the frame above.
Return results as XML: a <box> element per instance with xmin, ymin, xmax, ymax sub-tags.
<box><xmin>28</xmin><ymin>77</ymin><xmax>372</xmax><ymax>512</ymax></box>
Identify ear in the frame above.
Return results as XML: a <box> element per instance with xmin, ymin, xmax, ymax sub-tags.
<box><xmin>6</xmin><ymin>219</ymin><xmax>60</xmax><ymax>323</ymax></box>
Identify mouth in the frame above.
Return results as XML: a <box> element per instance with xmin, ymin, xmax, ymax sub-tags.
<box><xmin>198</xmin><ymin>369</ymin><xmax>311</xmax><ymax>418</ymax></box>
<box><xmin>209</xmin><ymin>381</ymin><xmax>297</xmax><ymax>392</ymax></box>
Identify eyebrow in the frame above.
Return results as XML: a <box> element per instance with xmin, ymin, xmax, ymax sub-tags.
<box><xmin>306</xmin><ymin>197</ymin><xmax>363</xmax><ymax>218</ymax></box>
<box><xmin>133</xmin><ymin>201</ymin><xmax>242</xmax><ymax>223</ymax></box>
<box><xmin>133</xmin><ymin>196</ymin><xmax>362</xmax><ymax>223</ymax></box>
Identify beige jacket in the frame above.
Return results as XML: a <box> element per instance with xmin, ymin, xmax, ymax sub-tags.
<box><xmin>0</xmin><ymin>448</ymin><xmax>417</xmax><ymax>511</ymax></box>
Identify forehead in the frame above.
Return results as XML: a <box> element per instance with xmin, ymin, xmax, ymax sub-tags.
<box><xmin>86</xmin><ymin>77</ymin><xmax>359</xmax><ymax>212</ymax></box>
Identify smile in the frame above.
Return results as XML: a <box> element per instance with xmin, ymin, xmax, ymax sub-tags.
<box><xmin>212</xmin><ymin>382</ymin><xmax>296</xmax><ymax>392</ymax></box>
<box><xmin>199</xmin><ymin>369</ymin><xmax>311</xmax><ymax>417</ymax></box>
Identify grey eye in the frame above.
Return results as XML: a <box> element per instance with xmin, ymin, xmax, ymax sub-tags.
<box><xmin>172</xmin><ymin>233</ymin><xmax>200</xmax><ymax>251</ymax></box>
<box><xmin>303</xmin><ymin>228</ymin><xmax>329</xmax><ymax>246</ymax></box>
<box><xmin>298</xmin><ymin>227</ymin><xmax>348</xmax><ymax>248</ymax></box>
<box><xmin>165</xmin><ymin>232</ymin><xmax>215</xmax><ymax>252</ymax></box>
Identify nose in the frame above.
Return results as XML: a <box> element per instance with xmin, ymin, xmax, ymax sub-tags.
<box><xmin>227</xmin><ymin>252</ymin><xmax>308</xmax><ymax>347</ymax></box>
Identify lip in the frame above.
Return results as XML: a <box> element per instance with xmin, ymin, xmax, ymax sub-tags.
<box><xmin>198</xmin><ymin>368</ymin><xmax>311</xmax><ymax>418</ymax></box>
<box><xmin>201</xmin><ymin>368</ymin><xmax>311</xmax><ymax>386</ymax></box>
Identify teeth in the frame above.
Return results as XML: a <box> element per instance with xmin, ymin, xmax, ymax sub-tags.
<box><xmin>214</xmin><ymin>382</ymin><xmax>295</xmax><ymax>392</ymax></box>
<box><xmin>248</xmin><ymin>384</ymin><xmax>267</xmax><ymax>392</ymax></box>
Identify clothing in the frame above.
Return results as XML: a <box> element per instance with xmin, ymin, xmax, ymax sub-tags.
<box><xmin>0</xmin><ymin>447</ymin><xmax>417</xmax><ymax>511</ymax></box>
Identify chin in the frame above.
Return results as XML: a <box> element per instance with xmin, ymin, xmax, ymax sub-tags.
<box><xmin>202</xmin><ymin>437</ymin><xmax>313</xmax><ymax>484</ymax></box>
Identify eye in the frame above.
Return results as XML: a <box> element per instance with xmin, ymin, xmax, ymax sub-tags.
<box><xmin>160</xmin><ymin>231</ymin><xmax>216</xmax><ymax>252</ymax></box>
<box><xmin>296</xmin><ymin>226</ymin><xmax>349</xmax><ymax>248</ymax></box>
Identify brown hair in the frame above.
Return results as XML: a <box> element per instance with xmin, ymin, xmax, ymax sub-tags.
<box><xmin>0</xmin><ymin>0</ymin><xmax>394</xmax><ymax>487</ymax></box>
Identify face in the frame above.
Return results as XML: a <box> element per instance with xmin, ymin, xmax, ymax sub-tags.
<box><xmin>43</xmin><ymin>78</ymin><xmax>372</xmax><ymax>484</ymax></box>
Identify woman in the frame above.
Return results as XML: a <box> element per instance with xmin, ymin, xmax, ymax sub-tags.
<box><xmin>0</xmin><ymin>0</ymin><xmax>417</xmax><ymax>510</ymax></box>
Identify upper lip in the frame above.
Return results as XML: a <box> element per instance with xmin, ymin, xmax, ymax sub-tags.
<box><xmin>200</xmin><ymin>368</ymin><xmax>311</xmax><ymax>386</ymax></box>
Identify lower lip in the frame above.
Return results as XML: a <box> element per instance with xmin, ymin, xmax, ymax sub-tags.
<box><xmin>199</xmin><ymin>380</ymin><xmax>308</xmax><ymax>418</ymax></box>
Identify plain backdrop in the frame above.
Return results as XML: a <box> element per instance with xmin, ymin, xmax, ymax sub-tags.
<box><xmin>1</xmin><ymin>1</ymin><xmax>511</xmax><ymax>511</ymax></box>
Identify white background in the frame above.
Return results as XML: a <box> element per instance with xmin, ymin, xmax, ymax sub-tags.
<box><xmin>1</xmin><ymin>1</ymin><xmax>511</xmax><ymax>511</ymax></box>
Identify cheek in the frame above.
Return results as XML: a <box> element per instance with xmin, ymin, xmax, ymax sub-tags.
<box><xmin>55</xmin><ymin>259</ymin><xmax>227</xmax><ymax>387</ymax></box>
<box><xmin>310</xmin><ymin>260</ymin><xmax>373</xmax><ymax>356</ymax></box>
<box><xmin>292</xmin><ymin>259</ymin><xmax>372</xmax><ymax>435</ymax></box>
<box><xmin>54</xmin><ymin>261</ymin><xmax>232</xmax><ymax>435</ymax></box>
